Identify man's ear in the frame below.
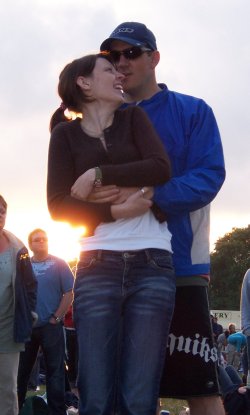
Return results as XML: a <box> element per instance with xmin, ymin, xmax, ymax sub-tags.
<box><xmin>150</xmin><ymin>50</ymin><xmax>160</xmax><ymax>69</ymax></box>
<box><xmin>76</xmin><ymin>76</ymin><xmax>90</xmax><ymax>90</ymax></box>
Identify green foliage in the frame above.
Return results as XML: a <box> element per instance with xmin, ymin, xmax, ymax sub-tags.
<box><xmin>209</xmin><ymin>225</ymin><xmax>250</xmax><ymax>310</ymax></box>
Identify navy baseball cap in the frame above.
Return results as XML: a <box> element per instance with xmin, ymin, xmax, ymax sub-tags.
<box><xmin>100</xmin><ymin>22</ymin><xmax>157</xmax><ymax>51</ymax></box>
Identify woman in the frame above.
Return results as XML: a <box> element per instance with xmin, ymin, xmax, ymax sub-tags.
<box><xmin>47</xmin><ymin>53</ymin><xmax>175</xmax><ymax>415</ymax></box>
<box><xmin>0</xmin><ymin>195</ymin><xmax>37</xmax><ymax>415</ymax></box>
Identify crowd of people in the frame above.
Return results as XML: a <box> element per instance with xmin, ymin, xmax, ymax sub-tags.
<box><xmin>209</xmin><ymin>315</ymin><xmax>250</xmax><ymax>415</ymax></box>
<box><xmin>0</xmin><ymin>19</ymin><xmax>248</xmax><ymax>415</ymax></box>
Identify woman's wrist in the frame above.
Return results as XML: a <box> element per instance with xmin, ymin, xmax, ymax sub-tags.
<box><xmin>93</xmin><ymin>167</ymin><xmax>102</xmax><ymax>187</ymax></box>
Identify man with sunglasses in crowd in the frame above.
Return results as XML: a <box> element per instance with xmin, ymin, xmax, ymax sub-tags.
<box><xmin>17</xmin><ymin>228</ymin><xmax>74</xmax><ymax>415</ymax></box>
<box><xmin>97</xmin><ymin>22</ymin><xmax>226</xmax><ymax>414</ymax></box>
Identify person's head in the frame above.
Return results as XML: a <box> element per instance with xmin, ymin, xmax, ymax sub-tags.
<box><xmin>100</xmin><ymin>22</ymin><xmax>160</xmax><ymax>100</ymax></box>
<box><xmin>228</xmin><ymin>323</ymin><xmax>236</xmax><ymax>333</ymax></box>
<box><xmin>28</xmin><ymin>228</ymin><xmax>48</xmax><ymax>256</ymax></box>
<box><xmin>50</xmin><ymin>53</ymin><xmax>124</xmax><ymax>131</ymax></box>
<box><xmin>0</xmin><ymin>195</ymin><xmax>7</xmax><ymax>231</ymax></box>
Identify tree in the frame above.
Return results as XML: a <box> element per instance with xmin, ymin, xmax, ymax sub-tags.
<box><xmin>209</xmin><ymin>225</ymin><xmax>250</xmax><ymax>310</ymax></box>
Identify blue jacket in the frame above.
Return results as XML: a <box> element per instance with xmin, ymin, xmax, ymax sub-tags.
<box><xmin>227</xmin><ymin>332</ymin><xmax>247</xmax><ymax>352</ymax></box>
<box><xmin>133</xmin><ymin>84</ymin><xmax>226</xmax><ymax>276</ymax></box>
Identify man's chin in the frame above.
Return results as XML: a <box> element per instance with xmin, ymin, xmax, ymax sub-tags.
<box><xmin>122</xmin><ymin>91</ymin><xmax>134</xmax><ymax>103</ymax></box>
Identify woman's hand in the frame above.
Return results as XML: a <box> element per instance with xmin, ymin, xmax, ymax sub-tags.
<box><xmin>71</xmin><ymin>169</ymin><xmax>96</xmax><ymax>200</ymax></box>
<box><xmin>86</xmin><ymin>185</ymin><xmax>120</xmax><ymax>203</ymax></box>
<box><xmin>86</xmin><ymin>186</ymin><xmax>154</xmax><ymax>204</ymax></box>
<box><xmin>111</xmin><ymin>187</ymin><xmax>153</xmax><ymax>220</ymax></box>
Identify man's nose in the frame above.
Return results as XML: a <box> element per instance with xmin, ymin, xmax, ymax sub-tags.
<box><xmin>116</xmin><ymin>54</ymin><xmax>130</xmax><ymax>67</ymax></box>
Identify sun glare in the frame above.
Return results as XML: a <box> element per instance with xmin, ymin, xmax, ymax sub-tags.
<box><xmin>6</xmin><ymin>209</ymin><xmax>86</xmax><ymax>263</ymax></box>
<box><xmin>47</xmin><ymin>222</ymin><xmax>86</xmax><ymax>262</ymax></box>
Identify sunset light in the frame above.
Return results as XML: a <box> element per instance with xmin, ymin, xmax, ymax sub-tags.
<box><xmin>6</xmin><ymin>208</ymin><xmax>86</xmax><ymax>262</ymax></box>
<box><xmin>46</xmin><ymin>222</ymin><xmax>86</xmax><ymax>262</ymax></box>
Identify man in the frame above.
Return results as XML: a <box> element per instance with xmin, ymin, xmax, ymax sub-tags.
<box><xmin>211</xmin><ymin>314</ymin><xmax>223</xmax><ymax>343</ymax></box>
<box><xmin>227</xmin><ymin>331</ymin><xmax>247</xmax><ymax>370</ymax></box>
<box><xmin>18</xmin><ymin>228</ymin><xmax>74</xmax><ymax>415</ymax></box>
<box><xmin>99</xmin><ymin>22</ymin><xmax>226</xmax><ymax>414</ymax></box>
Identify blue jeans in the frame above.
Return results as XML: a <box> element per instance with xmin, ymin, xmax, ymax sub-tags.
<box><xmin>74</xmin><ymin>249</ymin><xmax>175</xmax><ymax>415</ymax></box>
<box><xmin>245</xmin><ymin>334</ymin><xmax>250</xmax><ymax>374</ymax></box>
<box><xmin>218</xmin><ymin>365</ymin><xmax>243</xmax><ymax>397</ymax></box>
<box><xmin>18</xmin><ymin>323</ymin><xmax>66</xmax><ymax>415</ymax></box>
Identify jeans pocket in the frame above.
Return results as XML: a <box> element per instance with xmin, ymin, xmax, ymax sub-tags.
<box><xmin>149</xmin><ymin>252</ymin><xmax>174</xmax><ymax>271</ymax></box>
<box><xmin>77</xmin><ymin>257</ymin><xmax>97</xmax><ymax>272</ymax></box>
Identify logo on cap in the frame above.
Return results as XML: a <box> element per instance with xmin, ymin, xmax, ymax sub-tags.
<box><xmin>112</xmin><ymin>28</ymin><xmax>134</xmax><ymax>35</ymax></box>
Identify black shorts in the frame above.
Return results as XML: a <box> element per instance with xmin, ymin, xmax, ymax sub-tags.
<box><xmin>159</xmin><ymin>284</ymin><xmax>220</xmax><ymax>399</ymax></box>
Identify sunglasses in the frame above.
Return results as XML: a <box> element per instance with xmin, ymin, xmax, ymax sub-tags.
<box><xmin>32</xmin><ymin>237</ymin><xmax>48</xmax><ymax>243</ymax></box>
<box><xmin>109</xmin><ymin>46</ymin><xmax>152</xmax><ymax>63</ymax></box>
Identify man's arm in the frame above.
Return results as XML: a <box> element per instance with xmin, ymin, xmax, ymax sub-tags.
<box><xmin>153</xmin><ymin>100</ymin><xmax>225</xmax><ymax>214</ymax></box>
<box><xmin>47</xmin><ymin>124</ymin><xmax>114</xmax><ymax>232</ymax></box>
<box><xmin>49</xmin><ymin>290</ymin><xmax>73</xmax><ymax>324</ymax></box>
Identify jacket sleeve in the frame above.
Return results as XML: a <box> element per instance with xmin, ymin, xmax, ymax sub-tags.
<box><xmin>47</xmin><ymin>124</ymin><xmax>115</xmax><ymax>233</ymax></box>
<box><xmin>153</xmin><ymin>101</ymin><xmax>226</xmax><ymax>214</ymax></box>
<box><xmin>47</xmin><ymin>108</ymin><xmax>171</xmax><ymax>230</ymax></box>
<box><xmin>14</xmin><ymin>247</ymin><xmax>37</xmax><ymax>343</ymax></box>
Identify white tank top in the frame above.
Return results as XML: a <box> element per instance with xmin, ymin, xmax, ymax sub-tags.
<box><xmin>79</xmin><ymin>210</ymin><xmax>172</xmax><ymax>252</ymax></box>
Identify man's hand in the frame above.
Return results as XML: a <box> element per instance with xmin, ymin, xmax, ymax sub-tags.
<box><xmin>111</xmin><ymin>187</ymin><xmax>153</xmax><ymax>220</ymax></box>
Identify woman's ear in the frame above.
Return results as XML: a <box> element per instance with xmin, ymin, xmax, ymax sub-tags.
<box><xmin>76</xmin><ymin>76</ymin><xmax>90</xmax><ymax>90</ymax></box>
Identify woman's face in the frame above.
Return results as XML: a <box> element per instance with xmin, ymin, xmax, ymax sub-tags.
<box><xmin>88</xmin><ymin>58</ymin><xmax>125</xmax><ymax>105</ymax></box>
<box><xmin>0</xmin><ymin>203</ymin><xmax>7</xmax><ymax>231</ymax></box>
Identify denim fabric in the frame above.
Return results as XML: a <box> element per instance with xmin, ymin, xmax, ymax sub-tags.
<box><xmin>218</xmin><ymin>365</ymin><xmax>242</xmax><ymax>397</ymax></box>
<box><xmin>73</xmin><ymin>248</ymin><xmax>175</xmax><ymax>415</ymax></box>
<box><xmin>18</xmin><ymin>323</ymin><xmax>66</xmax><ymax>415</ymax></box>
<box><xmin>245</xmin><ymin>335</ymin><xmax>250</xmax><ymax>373</ymax></box>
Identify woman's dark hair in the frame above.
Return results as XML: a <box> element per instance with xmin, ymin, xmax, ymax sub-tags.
<box><xmin>0</xmin><ymin>195</ymin><xmax>7</xmax><ymax>210</ymax></box>
<box><xmin>50</xmin><ymin>53</ymin><xmax>112</xmax><ymax>131</ymax></box>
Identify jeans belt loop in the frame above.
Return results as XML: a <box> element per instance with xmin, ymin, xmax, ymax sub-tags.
<box><xmin>97</xmin><ymin>250</ymin><xmax>102</xmax><ymax>260</ymax></box>
<box><xmin>144</xmin><ymin>249</ymin><xmax>152</xmax><ymax>262</ymax></box>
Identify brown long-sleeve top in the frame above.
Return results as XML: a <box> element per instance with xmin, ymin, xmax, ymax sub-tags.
<box><xmin>47</xmin><ymin>105</ymin><xmax>171</xmax><ymax>235</ymax></box>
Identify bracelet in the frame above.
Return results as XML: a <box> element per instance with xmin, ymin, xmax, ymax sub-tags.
<box><xmin>53</xmin><ymin>314</ymin><xmax>61</xmax><ymax>323</ymax></box>
<box><xmin>94</xmin><ymin>167</ymin><xmax>102</xmax><ymax>187</ymax></box>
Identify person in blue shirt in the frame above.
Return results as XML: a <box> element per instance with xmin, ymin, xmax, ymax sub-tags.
<box><xmin>17</xmin><ymin>228</ymin><xmax>74</xmax><ymax>415</ymax></box>
<box><xmin>227</xmin><ymin>331</ymin><xmax>247</xmax><ymax>370</ymax></box>
<box><xmin>98</xmin><ymin>22</ymin><xmax>226</xmax><ymax>415</ymax></box>
<box><xmin>228</xmin><ymin>332</ymin><xmax>247</xmax><ymax>353</ymax></box>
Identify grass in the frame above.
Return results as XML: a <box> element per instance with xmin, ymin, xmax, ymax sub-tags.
<box><xmin>27</xmin><ymin>384</ymin><xmax>46</xmax><ymax>398</ymax></box>
<box><xmin>160</xmin><ymin>398</ymin><xmax>189</xmax><ymax>414</ymax></box>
